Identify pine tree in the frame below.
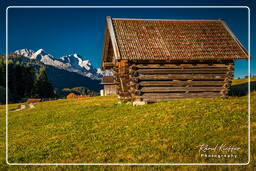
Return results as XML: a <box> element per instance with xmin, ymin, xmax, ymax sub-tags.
<box><xmin>0</xmin><ymin>58</ymin><xmax>5</xmax><ymax>87</ymax></box>
<box><xmin>8</xmin><ymin>60</ymin><xmax>18</xmax><ymax>102</ymax></box>
<box><xmin>32</xmin><ymin>67</ymin><xmax>55</xmax><ymax>98</ymax></box>
<box><xmin>0</xmin><ymin>86</ymin><xmax>6</xmax><ymax>104</ymax></box>
<box><xmin>14</xmin><ymin>61</ymin><xmax>24</xmax><ymax>100</ymax></box>
<box><xmin>23</xmin><ymin>65</ymin><xmax>35</xmax><ymax>97</ymax></box>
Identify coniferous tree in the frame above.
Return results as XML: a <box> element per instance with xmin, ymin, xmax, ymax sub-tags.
<box><xmin>0</xmin><ymin>86</ymin><xmax>5</xmax><ymax>104</ymax></box>
<box><xmin>8</xmin><ymin>60</ymin><xmax>18</xmax><ymax>102</ymax></box>
<box><xmin>0</xmin><ymin>57</ymin><xmax>56</xmax><ymax>103</ymax></box>
<box><xmin>0</xmin><ymin>58</ymin><xmax>5</xmax><ymax>87</ymax></box>
<box><xmin>14</xmin><ymin>61</ymin><xmax>24</xmax><ymax>100</ymax></box>
<box><xmin>32</xmin><ymin>67</ymin><xmax>55</xmax><ymax>98</ymax></box>
<box><xmin>23</xmin><ymin>65</ymin><xmax>35</xmax><ymax>97</ymax></box>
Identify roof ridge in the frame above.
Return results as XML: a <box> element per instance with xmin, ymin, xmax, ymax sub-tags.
<box><xmin>112</xmin><ymin>18</ymin><xmax>222</xmax><ymax>22</ymax></box>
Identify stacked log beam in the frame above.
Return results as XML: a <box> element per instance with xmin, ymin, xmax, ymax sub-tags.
<box><xmin>127</xmin><ymin>61</ymin><xmax>233</xmax><ymax>102</ymax></box>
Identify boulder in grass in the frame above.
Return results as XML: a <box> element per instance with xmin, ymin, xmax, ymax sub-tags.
<box><xmin>29</xmin><ymin>103</ymin><xmax>35</xmax><ymax>108</ymax></box>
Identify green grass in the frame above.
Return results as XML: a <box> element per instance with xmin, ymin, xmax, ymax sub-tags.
<box><xmin>0</xmin><ymin>81</ymin><xmax>255</xmax><ymax>170</ymax></box>
<box><xmin>231</xmin><ymin>77</ymin><xmax>256</xmax><ymax>86</ymax></box>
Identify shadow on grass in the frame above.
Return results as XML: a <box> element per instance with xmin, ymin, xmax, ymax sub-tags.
<box><xmin>228</xmin><ymin>81</ymin><xmax>256</xmax><ymax>97</ymax></box>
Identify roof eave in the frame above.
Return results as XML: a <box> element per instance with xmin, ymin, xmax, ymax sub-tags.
<box><xmin>106</xmin><ymin>16</ymin><xmax>121</xmax><ymax>61</ymax></box>
<box><xmin>101</xmin><ymin>25</ymin><xmax>109</xmax><ymax>70</ymax></box>
<box><xmin>219</xmin><ymin>19</ymin><xmax>249</xmax><ymax>60</ymax></box>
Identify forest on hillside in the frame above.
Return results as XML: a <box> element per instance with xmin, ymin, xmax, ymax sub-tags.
<box><xmin>0</xmin><ymin>55</ymin><xmax>99</xmax><ymax>104</ymax></box>
<box><xmin>0</xmin><ymin>57</ymin><xmax>55</xmax><ymax>104</ymax></box>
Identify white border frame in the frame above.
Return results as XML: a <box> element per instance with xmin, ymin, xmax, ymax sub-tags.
<box><xmin>5</xmin><ymin>6</ymin><xmax>251</xmax><ymax>166</ymax></box>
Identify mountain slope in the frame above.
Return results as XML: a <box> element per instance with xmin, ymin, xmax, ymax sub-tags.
<box><xmin>9</xmin><ymin>56</ymin><xmax>102</xmax><ymax>92</ymax></box>
<box><xmin>45</xmin><ymin>65</ymin><xmax>102</xmax><ymax>91</ymax></box>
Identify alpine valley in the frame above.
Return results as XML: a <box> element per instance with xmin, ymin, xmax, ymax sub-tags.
<box><xmin>12</xmin><ymin>48</ymin><xmax>111</xmax><ymax>93</ymax></box>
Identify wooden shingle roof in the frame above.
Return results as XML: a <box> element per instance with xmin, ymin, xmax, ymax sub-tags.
<box><xmin>103</xmin><ymin>17</ymin><xmax>248</xmax><ymax>62</ymax></box>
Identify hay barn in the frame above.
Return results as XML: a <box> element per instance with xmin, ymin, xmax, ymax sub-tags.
<box><xmin>101</xmin><ymin>16</ymin><xmax>248</xmax><ymax>103</ymax></box>
<box><xmin>101</xmin><ymin>76</ymin><xmax>117</xmax><ymax>96</ymax></box>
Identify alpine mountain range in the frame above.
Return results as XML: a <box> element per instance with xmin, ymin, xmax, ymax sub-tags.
<box><xmin>14</xmin><ymin>48</ymin><xmax>112</xmax><ymax>80</ymax></box>
<box><xmin>13</xmin><ymin>48</ymin><xmax>112</xmax><ymax>92</ymax></box>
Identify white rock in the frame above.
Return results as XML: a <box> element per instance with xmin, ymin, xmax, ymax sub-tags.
<box><xmin>29</xmin><ymin>103</ymin><xmax>35</xmax><ymax>108</ymax></box>
<box><xmin>133</xmin><ymin>101</ymin><xmax>147</xmax><ymax>106</ymax></box>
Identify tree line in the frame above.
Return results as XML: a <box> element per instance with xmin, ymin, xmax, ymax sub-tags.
<box><xmin>61</xmin><ymin>86</ymin><xmax>99</xmax><ymax>97</ymax></box>
<box><xmin>0</xmin><ymin>58</ymin><xmax>55</xmax><ymax>104</ymax></box>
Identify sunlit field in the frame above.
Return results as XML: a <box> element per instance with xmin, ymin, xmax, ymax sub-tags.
<box><xmin>0</xmin><ymin>78</ymin><xmax>255</xmax><ymax>170</ymax></box>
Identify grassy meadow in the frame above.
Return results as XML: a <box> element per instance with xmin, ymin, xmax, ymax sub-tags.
<box><xmin>0</xmin><ymin>78</ymin><xmax>255</xmax><ymax>170</ymax></box>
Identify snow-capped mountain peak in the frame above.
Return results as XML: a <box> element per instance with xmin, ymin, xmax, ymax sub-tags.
<box><xmin>37</xmin><ymin>48</ymin><xmax>44</xmax><ymax>52</ymax></box>
<box><xmin>73</xmin><ymin>53</ymin><xmax>81</xmax><ymax>58</ymax></box>
<box><xmin>30</xmin><ymin>49</ymin><xmax>55</xmax><ymax>65</ymax></box>
<box><xmin>14</xmin><ymin>49</ymin><xmax>35</xmax><ymax>58</ymax></box>
<box><xmin>59</xmin><ymin>53</ymin><xmax>93</xmax><ymax>71</ymax></box>
<box><xmin>97</xmin><ymin>68</ymin><xmax>113</xmax><ymax>76</ymax></box>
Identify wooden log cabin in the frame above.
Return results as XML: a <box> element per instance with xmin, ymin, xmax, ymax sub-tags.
<box><xmin>101</xmin><ymin>17</ymin><xmax>248</xmax><ymax>103</ymax></box>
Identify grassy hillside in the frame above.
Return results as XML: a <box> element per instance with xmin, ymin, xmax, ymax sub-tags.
<box><xmin>0</xmin><ymin>79</ymin><xmax>255</xmax><ymax>170</ymax></box>
<box><xmin>231</xmin><ymin>77</ymin><xmax>256</xmax><ymax>85</ymax></box>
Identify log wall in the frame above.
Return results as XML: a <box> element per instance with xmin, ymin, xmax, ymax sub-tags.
<box><xmin>125</xmin><ymin>61</ymin><xmax>234</xmax><ymax>102</ymax></box>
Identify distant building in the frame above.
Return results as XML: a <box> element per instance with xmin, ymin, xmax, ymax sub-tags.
<box><xmin>101</xmin><ymin>76</ymin><xmax>117</xmax><ymax>96</ymax></box>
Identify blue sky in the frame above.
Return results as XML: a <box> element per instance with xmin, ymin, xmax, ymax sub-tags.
<box><xmin>0</xmin><ymin>0</ymin><xmax>255</xmax><ymax>78</ymax></box>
